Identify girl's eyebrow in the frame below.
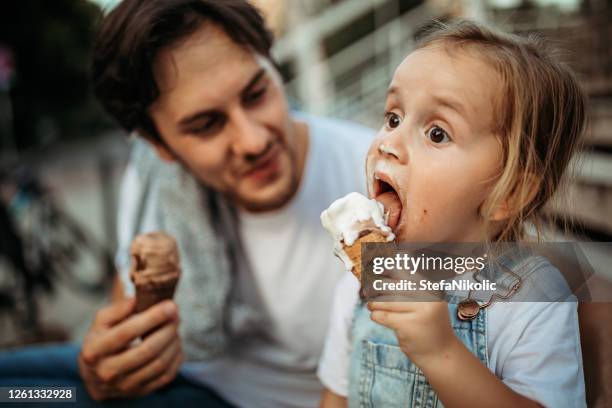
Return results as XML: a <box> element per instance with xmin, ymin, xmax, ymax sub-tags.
<box><xmin>387</xmin><ymin>85</ymin><xmax>399</xmax><ymax>97</ymax></box>
<box><xmin>431</xmin><ymin>94</ymin><xmax>466</xmax><ymax>117</ymax></box>
<box><xmin>387</xmin><ymin>85</ymin><xmax>465</xmax><ymax>117</ymax></box>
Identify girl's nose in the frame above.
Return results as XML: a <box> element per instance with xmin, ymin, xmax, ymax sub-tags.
<box><xmin>378</xmin><ymin>143</ymin><xmax>400</xmax><ymax>159</ymax></box>
<box><xmin>377</xmin><ymin>130</ymin><xmax>408</xmax><ymax>164</ymax></box>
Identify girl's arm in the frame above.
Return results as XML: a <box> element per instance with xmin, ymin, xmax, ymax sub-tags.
<box><xmin>317</xmin><ymin>273</ymin><xmax>361</xmax><ymax>407</ymax></box>
<box><xmin>369</xmin><ymin>302</ymin><xmax>544</xmax><ymax>408</ymax></box>
<box><xmin>319</xmin><ymin>388</ymin><xmax>348</xmax><ymax>408</ymax></box>
<box><xmin>418</xmin><ymin>337</ymin><xmax>542</xmax><ymax>408</ymax></box>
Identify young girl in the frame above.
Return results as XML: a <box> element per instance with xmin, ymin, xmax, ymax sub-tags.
<box><xmin>318</xmin><ymin>20</ymin><xmax>586</xmax><ymax>408</ymax></box>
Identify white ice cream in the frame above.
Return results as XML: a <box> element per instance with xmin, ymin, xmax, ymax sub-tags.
<box><xmin>320</xmin><ymin>192</ymin><xmax>395</xmax><ymax>270</ymax></box>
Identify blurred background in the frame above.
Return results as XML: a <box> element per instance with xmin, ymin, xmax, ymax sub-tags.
<box><xmin>0</xmin><ymin>0</ymin><xmax>610</xmax><ymax>348</ymax></box>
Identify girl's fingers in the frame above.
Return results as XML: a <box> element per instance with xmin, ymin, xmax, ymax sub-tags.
<box><xmin>369</xmin><ymin>303</ymin><xmax>448</xmax><ymax>329</ymax></box>
<box><xmin>368</xmin><ymin>301</ymin><xmax>416</xmax><ymax>312</ymax></box>
<box><xmin>370</xmin><ymin>310</ymin><xmax>406</xmax><ymax>330</ymax></box>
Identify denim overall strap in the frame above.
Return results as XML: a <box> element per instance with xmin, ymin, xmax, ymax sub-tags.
<box><xmin>348</xmin><ymin>301</ymin><xmax>488</xmax><ymax>408</ymax></box>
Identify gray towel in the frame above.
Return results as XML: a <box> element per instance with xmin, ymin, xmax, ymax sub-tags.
<box><xmin>124</xmin><ymin>138</ymin><xmax>268</xmax><ymax>361</ymax></box>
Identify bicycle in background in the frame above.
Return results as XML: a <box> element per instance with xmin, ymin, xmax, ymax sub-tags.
<box><xmin>0</xmin><ymin>162</ymin><xmax>115</xmax><ymax>348</ymax></box>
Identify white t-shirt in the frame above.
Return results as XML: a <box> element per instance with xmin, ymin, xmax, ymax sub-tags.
<box><xmin>318</xmin><ymin>271</ymin><xmax>587</xmax><ymax>408</ymax></box>
<box><xmin>117</xmin><ymin>114</ymin><xmax>375</xmax><ymax>408</ymax></box>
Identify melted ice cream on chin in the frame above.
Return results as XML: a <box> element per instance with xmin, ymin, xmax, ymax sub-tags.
<box><xmin>129</xmin><ymin>232</ymin><xmax>180</xmax><ymax>286</ymax></box>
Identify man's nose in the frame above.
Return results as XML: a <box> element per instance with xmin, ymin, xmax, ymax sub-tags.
<box><xmin>229</xmin><ymin>109</ymin><xmax>269</xmax><ymax>157</ymax></box>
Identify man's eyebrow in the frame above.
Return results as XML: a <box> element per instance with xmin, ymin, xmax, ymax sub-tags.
<box><xmin>241</xmin><ymin>68</ymin><xmax>266</xmax><ymax>96</ymax></box>
<box><xmin>178</xmin><ymin>110</ymin><xmax>216</xmax><ymax>130</ymax></box>
<box><xmin>176</xmin><ymin>68</ymin><xmax>267</xmax><ymax>129</ymax></box>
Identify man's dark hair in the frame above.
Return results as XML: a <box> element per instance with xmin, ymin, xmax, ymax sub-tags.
<box><xmin>91</xmin><ymin>0</ymin><xmax>274</xmax><ymax>141</ymax></box>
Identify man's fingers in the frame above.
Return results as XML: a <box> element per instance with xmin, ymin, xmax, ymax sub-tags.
<box><xmin>94</xmin><ymin>298</ymin><xmax>136</xmax><ymax>328</ymax></box>
<box><xmin>83</xmin><ymin>301</ymin><xmax>177</xmax><ymax>364</ymax></box>
<box><xmin>117</xmin><ymin>339</ymin><xmax>181</xmax><ymax>391</ymax></box>
<box><xmin>95</xmin><ymin>321</ymin><xmax>179</xmax><ymax>382</ymax></box>
<box><xmin>80</xmin><ymin>363</ymin><xmax>125</xmax><ymax>401</ymax></box>
<box><xmin>136</xmin><ymin>347</ymin><xmax>183</xmax><ymax>396</ymax></box>
<box><xmin>103</xmin><ymin>300</ymin><xmax>177</xmax><ymax>352</ymax></box>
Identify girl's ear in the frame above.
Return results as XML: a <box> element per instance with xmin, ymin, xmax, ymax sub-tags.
<box><xmin>489</xmin><ymin>173</ymin><xmax>540</xmax><ymax>221</ymax></box>
<box><xmin>135</xmin><ymin>128</ymin><xmax>176</xmax><ymax>163</ymax></box>
<box><xmin>489</xmin><ymin>201</ymin><xmax>511</xmax><ymax>222</ymax></box>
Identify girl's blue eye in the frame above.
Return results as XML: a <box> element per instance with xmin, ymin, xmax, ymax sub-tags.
<box><xmin>385</xmin><ymin>112</ymin><xmax>401</xmax><ymax>129</ymax></box>
<box><xmin>427</xmin><ymin>125</ymin><xmax>451</xmax><ymax>144</ymax></box>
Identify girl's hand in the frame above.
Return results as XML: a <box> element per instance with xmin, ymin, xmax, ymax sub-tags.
<box><xmin>368</xmin><ymin>301</ymin><xmax>460</xmax><ymax>367</ymax></box>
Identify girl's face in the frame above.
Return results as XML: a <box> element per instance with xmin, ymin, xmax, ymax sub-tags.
<box><xmin>366</xmin><ymin>45</ymin><xmax>503</xmax><ymax>243</ymax></box>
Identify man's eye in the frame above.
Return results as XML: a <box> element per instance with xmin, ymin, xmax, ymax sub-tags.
<box><xmin>384</xmin><ymin>112</ymin><xmax>401</xmax><ymax>129</ymax></box>
<box><xmin>244</xmin><ymin>87</ymin><xmax>267</xmax><ymax>105</ymax></box>
<box><xmin>193</xmin><ymin>116</ymin><xmax>225</xmax><ymax>135</ymax></box>
<box><xmin>427</xmin><ymin>125</ymin><xmax>451</xmax><ymax>144</ymax></box>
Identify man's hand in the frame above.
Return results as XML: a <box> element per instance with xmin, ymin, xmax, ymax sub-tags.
<box><xmin>368</xmin><ymin>301</ymin><xmax>458</xmax><ymax>367</ymax></box>
<box><xmin>78</xmin><ymin>298</ymin><xmax>183</xmax><ymax>401</ymax></box>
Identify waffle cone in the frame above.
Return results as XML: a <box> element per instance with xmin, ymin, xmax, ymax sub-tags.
<box><xmin>344</xmin><ymin>230</ymin><xmax>389</xmax><ymax>281</ymax></box>
<box><xmin>134</xmin><ymin>279</ymin><xmax>178</xmax><ymax>313</ymax></box>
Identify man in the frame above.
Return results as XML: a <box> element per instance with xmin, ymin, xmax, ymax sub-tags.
<box><xmin>0</xmin><ymin>1</ymin><xmax>373</xmax><ymax>406</ymax></box>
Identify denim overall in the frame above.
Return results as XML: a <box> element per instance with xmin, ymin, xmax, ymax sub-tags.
<box><xmin>347</xmin><ymin>251</ymin><xmax>562</xmax><ymax>408</ymax></box>
<box><xmin>348</xmin><ymin>301</ymin><xmax>487</xmax><ymax>408</ymax></box>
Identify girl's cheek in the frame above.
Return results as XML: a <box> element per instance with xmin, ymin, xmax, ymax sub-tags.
<box><xmin>367</xmin><ymin>134</ymin><xmax>385</xmax><ymax>158</ymax></box>
<box><xmin>365</xmin><ymin>146</ymin><xmax>381</xmax><ymax>197</ymax></box>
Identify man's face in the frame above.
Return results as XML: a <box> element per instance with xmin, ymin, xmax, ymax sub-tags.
<box><xmin>147</xmin><ymin>23</ymin><xmax>303</xmax><ymax>212</ymax></box>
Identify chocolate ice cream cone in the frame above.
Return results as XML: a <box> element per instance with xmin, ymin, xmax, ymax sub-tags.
<box><xmin>129</xmin><ymin>232</ymin><xmax>180</xmax><ymax>313</ymax></box>
<box><xmin>133</xmin><ymin>277</ymin><xmax>178</xmax><ymax>313</ymax></box>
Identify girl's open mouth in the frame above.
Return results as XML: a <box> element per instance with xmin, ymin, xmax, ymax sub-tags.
<box><xmin>373</xmin><ymin>174</ymin><xmax>402</xmax><ymax>231</ymax></box>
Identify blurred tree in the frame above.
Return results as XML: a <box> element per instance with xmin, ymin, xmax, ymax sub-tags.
<box><xmin>0</xmin><ymin>0</ymin><xmax>112</xmax><ymax>153</ymax></box>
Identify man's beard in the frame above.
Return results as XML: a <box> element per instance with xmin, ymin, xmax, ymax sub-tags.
<box><xmin>230</xmin><ymin>146</ymin><xmax>301</xmax><ymax>213</ymax></box>
<box><xmin>164</xmin><ymin>132</ymin><xmax>303</xmax><ymax>213</ymax></box>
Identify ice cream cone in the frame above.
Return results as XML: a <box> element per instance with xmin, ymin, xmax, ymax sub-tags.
<box><xmin>129</xmin><ymin>232</ymin><xmax>180</xmax><ymax>313</ymax></box>
<box><xmin>343</xmin><ymin>230</ymin><xmax>388</xmax><ymax>281</ymax></box>
<box><xmin>321</xmin><ymin>192</ymin><xmax>395</xmax><ymax>283</ymax></box>
<box><xmin>133</xmin><ymin>276</ymin><xmax>179</xmax><ymax>313</ymax></box>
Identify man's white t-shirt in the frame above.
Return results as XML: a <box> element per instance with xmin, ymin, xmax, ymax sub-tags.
<box><xmin>117</xmin><ymin>114</ymin><xmax>375</xmax><ymax>408</ymax></box>
<box><xmin>318</xmin><ymin>271</ymin><xmax>587</xmax><ymax>408</ymax></box>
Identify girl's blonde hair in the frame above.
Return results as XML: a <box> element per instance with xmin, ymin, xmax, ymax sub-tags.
<box><xmin>415</xmin><ymin>19</ymin><xmax>587</xmax><ymax>242</ymax></box>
